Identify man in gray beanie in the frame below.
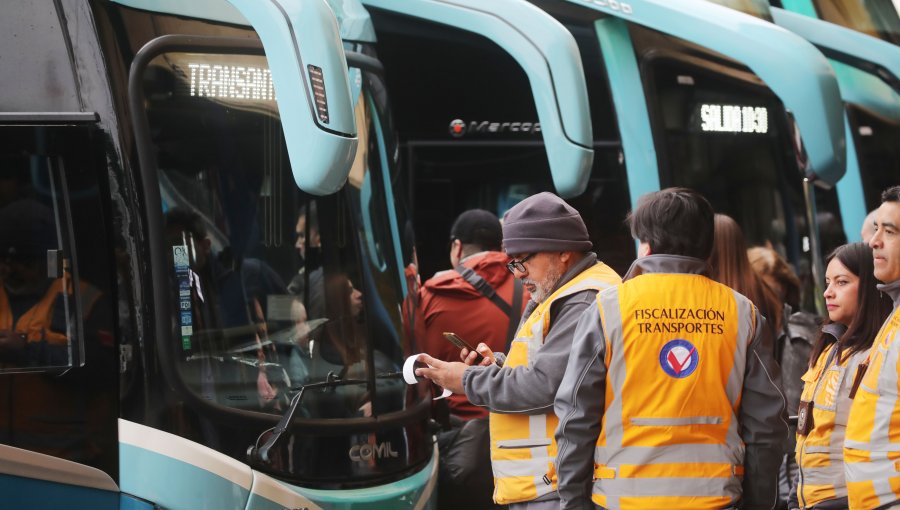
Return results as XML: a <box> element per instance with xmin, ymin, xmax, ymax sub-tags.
<box><xmin>416</xmin><ymin>191</ymin><xmax>621</xmax><ymax>509</ymax></box>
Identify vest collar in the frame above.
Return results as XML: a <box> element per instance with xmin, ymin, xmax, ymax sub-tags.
<box><xmin>624</xmin><ymin>254</ymin><xmax>710</xmax><ymax>281</ymax></box>
<box><xmin>821</xmin><ymin>321</ymin><xmax>847</xmax><ymax>342</ymax></box>
<box><xmin>876</xmin><ymin>279</ymin><xmax>900</xmax><ymax>309</ymax></box>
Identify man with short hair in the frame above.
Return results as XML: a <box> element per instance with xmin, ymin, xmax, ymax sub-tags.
<box><xmin>416</xmin><ymin>192</ymin><xmax>622</xmax><ymax>509</ymax></box>
<box><xmin>554</xmin><ymin>187</ymin><xmax>786</xmax><ymax>510</ymax></box>
<box><xmin>845</xmin><ymin>185</ymin><xmax>900</xmax><ymax>510</ymax></box>
<box><xmin>419</xmin><ymin>209</ymin><xmax>528</xmax><ymax>510</ymax></box>
<box><xmin>419</xmin><ymin>208</ymin><xmax>528</xmax><ymax>420</ymax></box>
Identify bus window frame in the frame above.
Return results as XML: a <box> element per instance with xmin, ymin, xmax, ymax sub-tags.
<box><xmin>128</xmin><ymin>34</ymin><xmax>429</xmax><ymax>434</ymax></box>
<box><xmin>635</xmin><ymin>46</ymin><xmax>789</xmax><ymax>189</ymax></box>
<box><xmin>0</xmin><ymin>119</ymin><xmax>101</xmax><ymax>375</ymax></box>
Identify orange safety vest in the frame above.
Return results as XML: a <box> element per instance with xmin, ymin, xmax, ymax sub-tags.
<box><xmin>844</xmin><ymin>306</ymin><xmax>900</xmax><ymax>510</ymax></box>
<box><xmin>592</xmin><ymin>273</ymin><xmax>756</xmax><ymax>510</ymax></box>
<box><xmin>489</xmin><ymin>262</ymin><xmax>621</xmax><ymax>505</ymax></box>
<box><xmin>796</xmin><ymin>343</ymin><xmax>867</xmax><ymax>508</ymax></box>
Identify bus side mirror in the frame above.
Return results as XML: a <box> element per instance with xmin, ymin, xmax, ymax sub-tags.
<box><xmin>227</xmin><ymin>0</ymin><xmax>359</xmax><ymax>196</ymax></box>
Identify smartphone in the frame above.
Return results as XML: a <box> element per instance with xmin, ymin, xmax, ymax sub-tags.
<box><xmin>443</xmin><ymin>332</ymin><xmax>484</xmax><ymax>364</ymax></box>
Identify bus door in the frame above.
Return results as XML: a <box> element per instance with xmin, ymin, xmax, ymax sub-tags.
<box><xmin>363</xmin><ymin>0</ymin><xmax>612</xmax><ymax>277</ymax></box>
<box><xmin>772</xmin><ymin>6</ymin><xmax>900</xmax><ymax>240</ymax></box>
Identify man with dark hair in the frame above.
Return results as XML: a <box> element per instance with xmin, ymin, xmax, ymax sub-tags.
<box><xmin>554</xmin><ymin>187</ymin><xmax>786</xmax><ymax>510</ymax></box>
<box><xmin>628</xmin><ymin>186</ymin><xmax>715</xmax><ymax>258</ymax></box>
<box><xmin>418</xmin><ymin>208</ymin><xmax>527</xmax><ymax>420</ymax></box>
<box><xmin>845</xmin><ymin>185</ymin><xmax>900</xmax><ymax>510</ymax></box>
<box><xmin>416</xmin><ymin>192</ymin><xmax>622</xmax><ymax>509</ymax></box>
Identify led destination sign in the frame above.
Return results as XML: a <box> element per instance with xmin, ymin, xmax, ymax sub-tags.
<box><xmin>188</xmin><ymin>63</ymin><xmax>275</xmax><ymax>101</ymax></box>
<box><xmin>699</xmin><ymin>104</ymin><xmax>769</xmax><ymax>134</ymax></box>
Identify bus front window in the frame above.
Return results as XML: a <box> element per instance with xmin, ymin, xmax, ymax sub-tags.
<box><xmin>645</xmin><ymin>57</ymin><xmax>846</xmax><ymax>309</ymax></box>
<box><xmin>141</xmin><ymin>51</ymin><xmax>410</xmax><ymax>423</ymax></box>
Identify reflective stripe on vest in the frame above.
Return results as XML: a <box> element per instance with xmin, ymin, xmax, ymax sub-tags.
<box><xmin>844</xmin><ymin>306</ymin><xmax>900</xmax><ymax>510</ymax></box>
<box><xmin>592</xmin><ymin>273</ymin><xmax>754</xmax><ymax>510</ymax></box>
<box><xmin>489</xmin><ymin>262</ymin><xmax>621</xmax><ymax>505</ymax></box>
<box><xmin>796</xmin><ymin>344</ymin><xmax>866</xmax><ymax>507</ymax></box>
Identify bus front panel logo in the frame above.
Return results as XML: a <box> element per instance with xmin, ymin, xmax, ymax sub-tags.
<box><xmin>349</xmin><ymin>441</ymin><xmax>399</xmax><ymax>462</ymax></box>
<box><xmin>448</xmin><ymin>119</ymin><xmax>541</xmax><ymax>138</ymax></box>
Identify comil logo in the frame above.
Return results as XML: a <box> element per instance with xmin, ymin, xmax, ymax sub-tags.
<box><xmin>448</xmin><ymin>119</ymin><xmax>541</xmax><ymax>138</ymax></box>
<box><xmin>449</xmin><ymin>119</ymin><xmax>467</xmax><ymax>138</ymax></box>
<box><xmin>349</xmin><ymin>441</ymin><xmax>399</xmax><ymax>462</ymax></box>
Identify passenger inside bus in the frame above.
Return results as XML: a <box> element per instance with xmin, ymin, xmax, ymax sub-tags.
<box><xmin>0</xmin><ymin>197</ymin><xmax>116</xmax><ymax>472</ymax></box>
<box><xmin>164</xmin><ymin>206</ymin><xmax>290</xmax><ymax>410</ymax></box>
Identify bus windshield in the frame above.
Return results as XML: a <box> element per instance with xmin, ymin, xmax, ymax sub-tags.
<box><xmin>142</xmin><ymin>51</ymin><xmax>413</xmax><ymax>422</ymax></box>
<box><xmin>645</xmin><ymin>56</ymin><xmax>846</xmax><ymax>309</ymax></box>
<box><xmin>811</xmin><ymin>0</ymin><xmax>900</xmax><ymax>44</ymax></box>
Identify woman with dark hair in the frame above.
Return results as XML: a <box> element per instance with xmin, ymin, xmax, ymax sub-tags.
<box><xmin>709</xmin><ymin>214</ymin><xmax>783</xmax><ymax>336</ymax></box>
<box><xmin>789</xmin><ymin>242</ymin><xmax>892</xmax><ymax>510</ymax></box>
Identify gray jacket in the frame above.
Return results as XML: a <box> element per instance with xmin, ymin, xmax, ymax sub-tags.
<box><xmin>462</xmin><ymin>253</ymin><xmax>605</xmax><ymax>415</ymax></box>
<box><xmin>876</xmin><ymin>278</ymin><xmax>900</xmax><ymax>309</ymax></box>
<box><xmin>554</xmin><ymin>255</ymin><xmax>788</xmax><ymax>510</ymax></box>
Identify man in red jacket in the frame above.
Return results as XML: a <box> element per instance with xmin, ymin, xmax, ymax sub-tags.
<box><xmin>417</xmin><ymin>208</ymin><xmax>529</xmax><ymax>419</ymax></box>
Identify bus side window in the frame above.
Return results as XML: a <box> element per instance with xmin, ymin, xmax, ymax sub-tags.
<box><xmin>0</xmin><ymin>124</ymin><xmax>118</xmax><ymax>477</ymax></box>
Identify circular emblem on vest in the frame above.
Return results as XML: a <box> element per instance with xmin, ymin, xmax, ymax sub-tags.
<box><xmin>659</xmin><ymin>339</ymin><xmax>699</xmax><ymax>378</ymax></box>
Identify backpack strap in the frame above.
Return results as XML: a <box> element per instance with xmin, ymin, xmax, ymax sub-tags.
<box><xmin>455</xmin><ymin>265</ymin><xmax>522</xmax><ymax>348</ymax></box>
<box><xmin>506</xmin><ymin>278</ymin><xmax>523</xmax><ymax>351</ymax></box>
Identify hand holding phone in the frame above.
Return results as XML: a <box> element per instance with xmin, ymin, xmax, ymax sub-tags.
<box><xmin>443</xmin><ymin>332</ymin><xmax>485</xmax><ymax>364</ymax></box>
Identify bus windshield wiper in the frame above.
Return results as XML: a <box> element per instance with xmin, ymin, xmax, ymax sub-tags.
<box><xmin>246</xmin><ymin>370</ymin><xmax>403</xmax><ymax>464</ymax></box>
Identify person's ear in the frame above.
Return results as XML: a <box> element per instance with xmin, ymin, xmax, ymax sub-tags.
<box><xmin>637</xmin><ymin>242</ymin><xmax>651</xmax><ymax>258</ymax></box>
<box><xmin>449</xmin><ymin>239</ymin><xmax>463</xmax><ymax>265</ymax></box>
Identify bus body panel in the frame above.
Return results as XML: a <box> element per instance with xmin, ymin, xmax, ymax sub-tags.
<box><xmin>119</xmin><ymin>420</ymin><xmax>253</xmax><ymax>509</ymax></box>
<box><xmin>837</xmin><ymin>112</ymin><xmax>868</xmax><ymax>242</ymax></box>
<box><xmin>0</xmin><ymin>444</ymin><xmax>118</xmax><ymax>509</ymax></box>
<box><xmin>0</xmin><ymin>474</ymin><xmax>118</xmax><ymax>510</ymax></box>
<box><xmin>361</xmin><ymin>0</ymin><xmax>595</xmax><ymax>197</ymax></box>
<box><xmin>594</xmin><ymin>17</ymin><xmax>659</xmax><ymax>217</ymax></box>
<box><xmin>284</xmin><ymin>446</ymin><xmax>438</xmax><ymax>510</ymax></box>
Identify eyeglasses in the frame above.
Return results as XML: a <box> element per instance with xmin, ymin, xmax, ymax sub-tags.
<box><xmin>506</xmin><ymin>253</ymin><xmax>535</xmax><ymax>274</ymax></box>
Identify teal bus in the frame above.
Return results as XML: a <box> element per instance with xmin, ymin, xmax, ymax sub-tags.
<box><xmin>369</xmin><ymin>0</ymin><xmax>846</xmax><ymax>312</ymax></box>
<box><xmin>0</xmin><ymin>0</ymin><xmax>595</xmax><ymax>508</ymax></box>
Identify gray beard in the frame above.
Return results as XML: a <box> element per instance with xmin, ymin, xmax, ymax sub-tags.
<box><xmin>527</xmin><ymin>262</ymin><xmax>564</xmax><ymax>304</ymax></box>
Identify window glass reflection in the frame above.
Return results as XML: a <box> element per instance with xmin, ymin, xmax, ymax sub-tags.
<box><xmin>144</xmin><ymin>52</ymin><xmax>409</xmax><ymax>419</ymax></box>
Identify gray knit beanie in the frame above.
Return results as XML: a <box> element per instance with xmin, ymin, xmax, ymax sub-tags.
<box><xmin>501</xmin><ymin>192</ymin><xmax>592</xmax><ymax>255</ymax></box>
